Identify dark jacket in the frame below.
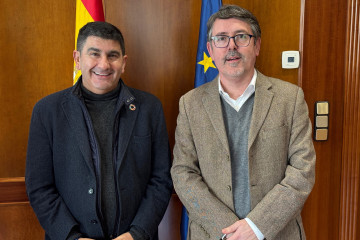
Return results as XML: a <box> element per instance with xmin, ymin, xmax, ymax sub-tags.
<box><xmin>25</xmin><ymin>79</ymin><xmax>173</xmax><ymax>240</ymax></box>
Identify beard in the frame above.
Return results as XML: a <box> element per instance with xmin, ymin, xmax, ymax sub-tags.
<box><xmin>220</xmin><ymin>50</ymin><xmax>246</xmax><ymax>77</ymax></box>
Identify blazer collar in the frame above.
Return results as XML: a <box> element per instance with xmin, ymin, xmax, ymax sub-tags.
<box><xmin>115</xmin><ymin>81</ymin><xmax>139</xmax><ymax>171</ymax></box>
<box><xmin>248</xmin><ymin>71</ymin><xmax>274</xmax><ymax>150</ymax></box>
<box><xmin>202</xmin><ymin>76</ymin><xmax>230</xmax><ymax>154</ymax></box>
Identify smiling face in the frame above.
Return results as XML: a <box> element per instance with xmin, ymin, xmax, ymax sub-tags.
<box><xmin>73</xmin><ymin>36</ymin><xmax>127</xmax><ymax>94</ymax></box>
<box><xmin>207</xmin><ymin>18</ymin><xmax>261</xmax><ymax>83</ymax></box>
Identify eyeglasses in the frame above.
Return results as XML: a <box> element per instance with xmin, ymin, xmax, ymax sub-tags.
<box><xmin>211</xmin><ymin>34</ymin><xmax>254</xmax><ymax>48</ymax></box>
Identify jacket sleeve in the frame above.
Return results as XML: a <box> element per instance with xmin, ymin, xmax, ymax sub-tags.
<box><xmin>130</xmin><ymin>101</ymin><xmax>173</xmax><ymax>239</ymax></box>
<box><xmin>171</xmin><ymin>95</ymin><xmax>239</xmax><ymax>239</ymax></box>
<box><xmin>25</xmin><ymin>102</ymin><xmax>79</xmax><ymax>240</ymax></box>
<box><xmin>246</xmin><ymin>88</ymin><xmax>316</xmax><ymax>239</ymax></box>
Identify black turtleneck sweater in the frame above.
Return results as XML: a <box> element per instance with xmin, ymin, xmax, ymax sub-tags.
<box><xmin>81</xmin><ymin>84</ymin><xmax>119</xmax><ymax>238</ymax></box>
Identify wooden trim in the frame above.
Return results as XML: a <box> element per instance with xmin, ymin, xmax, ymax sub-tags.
<box><xmin>0</xmin><ymin>177</ymin><xmax>28</xmax><ymax>203</ymax></box>
<box><xmin>297</xmin><ymin>0</ymin><xmax>305</xmax><ymax>87</ymax></box>
<box><xmin>340</xmin><ymin>0</ymin><xmax>360</xmax><ymax>239</ymax></box>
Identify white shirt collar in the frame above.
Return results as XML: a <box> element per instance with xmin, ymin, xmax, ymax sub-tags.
<box><xmin>218</xmin><ymin>71</ymin><xmax>257</xmax><ymax>112</ymax></box>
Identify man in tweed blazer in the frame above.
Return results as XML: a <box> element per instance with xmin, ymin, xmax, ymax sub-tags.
<box><xmin>171</xmin><ymin>5</ymin><xmax>315</xmax><ymax>240</ymax></box>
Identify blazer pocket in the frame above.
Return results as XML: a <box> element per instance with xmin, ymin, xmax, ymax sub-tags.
<box><xmin>189</xmin><ymin>220</ymin><xmax>210</xmax><ymax>239</ymax></box>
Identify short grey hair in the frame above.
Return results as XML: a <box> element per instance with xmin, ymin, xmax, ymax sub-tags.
<box><xmin>207</xmin><ymin>5</ymin><xmax>261</xmax><ymax>43</ymax></box>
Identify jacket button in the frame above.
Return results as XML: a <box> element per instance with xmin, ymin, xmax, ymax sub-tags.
<box><xmin>90</xmin><ymin>219</ymin><xmax>98</xmax><ymax>224</ymax></box>
<box><xmin>88</xmin><ymin>188</ymin><xmax>94</xmax><ymax>194</ymax></box>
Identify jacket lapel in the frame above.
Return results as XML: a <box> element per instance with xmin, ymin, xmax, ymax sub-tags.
<box><xmin>248</xmin><ymin>72</ymin><xmax>274</xmax><ymax>150</ymax></box>
<box><xmin>115</xmin><ymin>85</ymin><xmax>139</xmax><ymax>171</ymax></box>
<box><xmin>202</xmin><ymin>77</ymin><xmax>230</xmax><ymax>154</ymax></box>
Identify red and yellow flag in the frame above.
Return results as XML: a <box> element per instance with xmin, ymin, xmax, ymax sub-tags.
<box><xmin>73</xmin><ymin>0</ymin><xmax>105</xmax><ymax>83</ymax></box>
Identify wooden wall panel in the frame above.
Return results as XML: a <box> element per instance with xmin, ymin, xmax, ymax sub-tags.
<box><xmin>0</xmin><ymin>0</ymin><xmax>76</xmax><ymax>177</ymax></box>
<box><xmin>0</xmin><ymin>178</ymin><xmax>27</xmax><ymax>203</ymax></box>
<box><xmin>340</xmin><ymin>0</ymin><xmax>360</xmax><ymax>239</ymax></box>
<box><xmin>300</xmin><ymin>0</ymin><xmax>348</xmax><ymax>239</ymax></box>
<box><xmin>0</xmin><ymin>0</ymin><xmax>76</xmax><ymax>238</ymax></box>
<box><xmin>0</xmin><ymin>202</ymin><xmax>44</xmax><ymax>239</ymax></box>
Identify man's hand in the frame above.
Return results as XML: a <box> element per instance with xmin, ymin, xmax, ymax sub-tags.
<box><xmin>222</xmin><ymin>219</ymin><xmax>258</xmax><ymax>240</ymax></box>
<box><xmin>113</xmin><ymin>232</ymin><xmax>134</xmax><ymax>240</ymax></box>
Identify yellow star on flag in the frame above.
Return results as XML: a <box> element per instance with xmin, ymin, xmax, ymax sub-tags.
<box><xmin>198</xmin><ymin>52</ymin><xmax>216</xmax><ymax>73</ymax></box>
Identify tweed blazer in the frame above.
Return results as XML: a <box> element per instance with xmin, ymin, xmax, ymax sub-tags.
<box><xmin>171</xmin><ymin>71</ymin><xmax>316</xmax><ymax>240</ymax></box>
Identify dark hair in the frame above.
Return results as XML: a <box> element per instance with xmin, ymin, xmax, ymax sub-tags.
<box><xmin>207</xmin><ymin>5</ymin><xmax>261</xmax><ymax>43</ymax></box>
<box><xmin>76</xmin><ymin>21</ymin><xmax>125</xmax><ymax>55</ymax></box>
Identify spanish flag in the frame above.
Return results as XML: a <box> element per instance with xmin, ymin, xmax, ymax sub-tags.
<box><xmin>73</xmin><ymin>0</ymin><xmax>105</xmax><ymax>84</ymax></box>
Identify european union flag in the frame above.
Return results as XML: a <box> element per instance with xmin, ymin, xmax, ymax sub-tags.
<box><xmin>194</xmin><ymin>0</ymin><xmax>222</xmax><ymax>88</ymax></box>
<box><xmin>180</xmin><ymin>1</ymin><xmax>222</xmax><ymax>240</ymax></box>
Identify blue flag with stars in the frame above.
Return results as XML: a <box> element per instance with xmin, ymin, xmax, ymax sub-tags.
<box><xmin>194</xmin><ymin>0</ymin><xmax>222</xmax><ymax>88</ymax></box>
<box><xmin>180</xmin><ymin>1</ymin><xmax>222</xmax><ymax>240</ymax></box>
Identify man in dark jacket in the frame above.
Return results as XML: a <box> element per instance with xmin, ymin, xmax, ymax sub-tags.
<box><xmin>25</xmin><ymin>21</ymin><xmax>172</xmax><ymax>240</ymax></box>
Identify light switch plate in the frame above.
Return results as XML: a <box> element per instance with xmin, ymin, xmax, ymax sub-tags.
<box><xmin>315</xmin><ymin>129</ymin><xmax>328</xmax><ymax>141</ymax></box>
<box><xmin>314</xmin><ymin>101</ymin><xmax>329</xmax><ymax>141</ymax></box>
<box><xmin>316</xmin><ymin>102</ymin><xmax>329</xmax><ymax>115</ymax></box>
<box><xmin>316</xmin><ymin>116</ymin><xmax>329</xmax><ymax>128</ymax></box>
<box><xmin>282</xmin><ymin>51</ymin><xmax>300</xmax><ymax>69</ymax></box>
